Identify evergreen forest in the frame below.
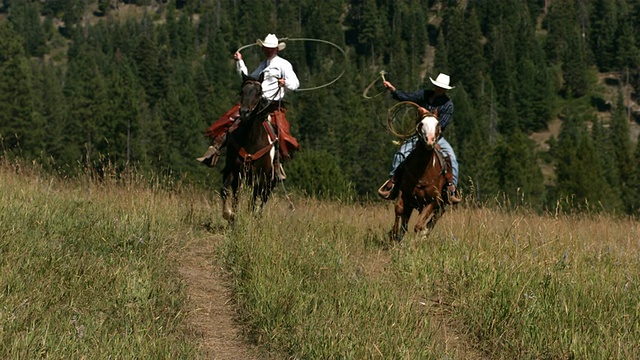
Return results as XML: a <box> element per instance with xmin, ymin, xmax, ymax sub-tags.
<box><xmin>2</xmin><ymin>0</ymin><xmax>640</xmax><ymax>215</ymax></box>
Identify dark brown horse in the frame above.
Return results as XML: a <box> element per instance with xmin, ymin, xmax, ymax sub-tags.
<box><xmin>390</xmin><ymin>113</ymin><xmax>449</xmax><ymax>241</ymax></box>
<box><xmin>221</xmin><ymin>73</ymin><xmax>279</xmax><ymax>222</ymax></box>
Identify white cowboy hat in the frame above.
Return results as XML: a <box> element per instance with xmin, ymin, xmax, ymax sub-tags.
<box><xmin>256</xmin><ymin>34</ymin><xmax>286</xmax><ymax>51</ymax></box>
<box><xmin>429</xmin><ymin>73</ymin><xmax>454</xmax><ymax>90</ymax></box>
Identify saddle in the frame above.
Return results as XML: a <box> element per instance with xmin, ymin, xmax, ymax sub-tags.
<box><xmin>434</xmin><ymin>145</ymin><xmax>454</xmax><ymax>184</ymax></box>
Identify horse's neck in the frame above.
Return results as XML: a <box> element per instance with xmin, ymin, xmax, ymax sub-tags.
<box><xmin>237</xmin><ymin>113</ymin><xmax>268</xmax><ymax>149</ymax></box>
<box><xmin>410</xmin><ymin>143</ymin><xmax>434</xmax><ymax>161</ymax></box>
<box><xmin>406</xmin><ymin>144</ymin><xmax>438</xmax><ymax>173</ymax></box>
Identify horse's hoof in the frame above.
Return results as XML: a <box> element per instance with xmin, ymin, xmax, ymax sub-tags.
<box><xmin>389</xmin><ymin>231</ymin><xmax>403</xmax><ymax>243</ymax></box>
<box><xmin>223</xmin><ymin>211</ymin><xmax>235</xmax><ymax>222</ymax></box>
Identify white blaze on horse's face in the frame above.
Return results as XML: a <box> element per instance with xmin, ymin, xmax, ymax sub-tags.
<box><xmin>417</xmin><ymin>115</ymin><xmax>440</xmax><ymax>148</ymax></box>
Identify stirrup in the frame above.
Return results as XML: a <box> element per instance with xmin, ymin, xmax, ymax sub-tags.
<box><xmin>276</xmin><ymin>162</ymin><xmax>287</xmax><ymax>180</ymax></box>
<box><xmin>378</xmin><ymin>179</ymin><xmax>396</xmax><ymax>200</ymax></box>
<box><xmin>196</xmin><ymin>145</ymin><xmax>220</xmax><ymax>167</ymax></box>
<box><xmin>446</xmin><ymin>183</ymin><xmax>462</xmax><ymax>204</ymax></box>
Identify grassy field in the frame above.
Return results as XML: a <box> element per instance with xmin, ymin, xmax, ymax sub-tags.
<box><xmin>2</xmin><ymin>160</ymin><xmax>639</xmax><ymax>359</ymax></box>
<box><xmin>0</xmin><ymin>163</ymin><xmax>207</xmax><ymax>358</ymax></box>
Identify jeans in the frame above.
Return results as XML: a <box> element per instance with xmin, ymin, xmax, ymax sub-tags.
<box><xmin>390</xmin><ymin>136</ymin><xmax>458</xmax><ymax>185</ymax></box>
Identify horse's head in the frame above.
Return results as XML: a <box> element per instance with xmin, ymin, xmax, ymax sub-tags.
<box><xmin>416</xmin><ymin>112</ymin><xmax>440</xmax><ymax>149</ymax></box>
<box><xmin>239</xmin><ymin>73</ymin><xmax>265</xmax><ymax>119</ymax></box>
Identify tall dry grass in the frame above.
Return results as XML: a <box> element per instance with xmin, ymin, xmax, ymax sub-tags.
<box><xmin>2</xmin><ymin>158</ymin><xmax>639</xmax><ymax>359</ymax></box>
<box><xmin>223</xmin><ymin>190</ymin><xmax>640</xmax><ymax>359</ymax></box>
<box><xmin>0</xmin><ymin>160</ymin><xmax>210</xmax><ymax>358</ymax></box>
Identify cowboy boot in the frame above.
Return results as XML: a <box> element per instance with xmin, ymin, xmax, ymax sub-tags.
<box><xmin>442</xmin><ymin>157</ymin><xmax>461</xmax><ymax>204</ymax></box>
<box><xmin>197</xmin><ymin>133</ymin><xmax>226</xmax><ymax>167</ymax></box>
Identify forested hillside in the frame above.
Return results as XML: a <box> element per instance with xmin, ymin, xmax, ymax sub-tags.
<box><xmin>1</xmin><ymin>0</ymin><xmax>640</xmax><ymax>214</ymax></box>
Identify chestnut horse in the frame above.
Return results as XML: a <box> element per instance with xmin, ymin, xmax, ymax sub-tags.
<box><xmin>221</xmin><ymin>73</ymin><xmax>279</xmax><ymax>222</ymax></box>
<box><xmin>390</xmin><ymin>113</ymin><xmax>448</xmax><ymax>241</ymax></box>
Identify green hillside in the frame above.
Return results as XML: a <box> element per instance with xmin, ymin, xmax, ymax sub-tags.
<box><xmin>2</xmin><ymin>0</ymin><xmax>640</xmax><ymax>214</ymax></box>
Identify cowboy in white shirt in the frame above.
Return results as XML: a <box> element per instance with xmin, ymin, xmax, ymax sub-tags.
<box><xmin>235</xmin><ymin>35</ymin><xmax>300</xmax><ymax>101</ymax></box>
<box><xmin>198</xmin><ymin>34</ymin><xmax>300</xmax><ymax>171</ymax></box>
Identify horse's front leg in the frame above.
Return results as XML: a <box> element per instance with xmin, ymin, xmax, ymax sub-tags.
<box><xmin>415</xmin><ymin>202</ymin><xmax>435</xmax><ymax>233</ymax></box>
<box><xmin>426</xmin><ymin>203</ymin><xmax>445</xmax><ymax>231</ymax></box>
<box><xmin>259</xmin><ymin>179</ymin><xmax>275</xmax><ymax>211</ymax></box>
<box><xmin>221</xmin><ymin>172</ymin><xmax>238</xmax><ymax>223</ymax></box>
<box><xmin>391</xmin><ymin>213</ymin><xmax>401</xmax><ymax>242</ymax></box>
<box><xmin>250</xmin><ymin>175</ymin><xmax>272</xmax><ymax>213</ymax></box>
<box><xmin>390</xmin><ymin>196</ymin><xmax>410</xmax><ymax>242</ymax></box>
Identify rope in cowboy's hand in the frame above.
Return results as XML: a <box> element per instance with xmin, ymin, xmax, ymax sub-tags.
<box><xmin>362</xmin><ymin>70</ymin><xmax>388</xmax><ymax>99</ymax></box>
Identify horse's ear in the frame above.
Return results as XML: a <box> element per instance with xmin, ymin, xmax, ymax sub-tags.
<box><xmin>258</xmin><ymin>72</ymin><xmax>265</xmax><ymax>83</ymax></box>
<box><xmin>242</xmin><ymin>73</ymin><xmax>250</xmax><ymax>84</ymax></box>
<box><xmin>433</xmin><ymin>109</ymin><xmax>439</xmax><ymax>118</ymax></box>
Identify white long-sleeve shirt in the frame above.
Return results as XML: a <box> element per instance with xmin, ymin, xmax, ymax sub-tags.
<box><xmin>236</xmin><ymin>55</ymin><xmax>300</xmax><ymax>101</ymax></box>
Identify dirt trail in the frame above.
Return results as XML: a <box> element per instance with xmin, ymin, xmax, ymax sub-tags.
<box><xmin>179</xmin><ymin>232</ymin><xmax>483</xmax><ymax>359</ymax></box>
<box><xmin>178</xmin><ymin>234</ymin><xmax>261</xmax><ymax>360</ymax></box>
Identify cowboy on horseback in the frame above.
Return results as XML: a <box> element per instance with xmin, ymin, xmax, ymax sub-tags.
<box><xmin>378</xmin><ymin>73</ymin><xmax>461</xmax><ymax>203</ymax></box>
<box><xmin>197</xmin><ymin>34</ymin><xmax>300</xmax><ymax>180</ymax></box>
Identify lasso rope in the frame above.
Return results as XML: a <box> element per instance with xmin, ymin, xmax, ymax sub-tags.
<box><xmin>362</xmin><ymin>70</ymin><xmax>387</xmax><ymax>99</ymax></box>
<box><xmin>387</xmin><ymin>101</ymin><xmax>422</xmax><ymax>139</ymax></box>
<box><xmin>236</xmin><ymin>37</ymin><xmax>347</xmax><ymax>91</ymax></box>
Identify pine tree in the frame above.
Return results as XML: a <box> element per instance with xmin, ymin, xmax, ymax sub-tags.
<box><xmin>512</xmin><ymin>3</ymin><xmax>556</xmax><ymax>132</ymax></box>
<box><xmin>286</xmin><ymin>149</ymin><xmax>354</xmax><ymax>199</ymax></box>
<box><xmin>492</xmin><ymin>129</ymin><xmax>545</xmax><ymax>209</ymax></box>
<box><xmin>61</xmin><ymin>0</ymin><xmax>85</xmax><ymax>37</ymax></box>
<box><xmin>133</xmin><ymin>22</ymin><xmax>164</xmax><ymax>108</ymax></box>
<box><xmin>33</xmin><ymin>62</ymin><xmax>67</xmax><ymax>162</ymax></box>
<box><xmin>62</xmin><ymin>43</ymin><xmax>109</xmax><ymax>166</ymax></box>
<box><xmin>432</xmin><ymin>29</ymin><xmax>449</xmax><ymax>76</ymax></box>
<box><xmin>333</xmin><ymin>61</ymin><xmax>386</xmax><ymax>195</ymax></box>
<box><xmin>8</xmin><ymin>1</ymin><xmax>47</xmax><ymax>57</ymax></box>
<box><xmin>554</xmin><ymin>112</ymin><xmax>611</xmax><ymax>211</ymax></box>
<box><xmin>543</xmin><ymin>0</ymin><xmax>574</xmax><ymax>64</ymax></box>
<box><xmin>443</xmin><ymin>6</ymin><xmax>486</xmax><ymax>100</ymax></box>
<box><xmin>614</xmin><ymin>16</ymin><xmax>639</xmax><ymax>72</ymax></box>
<box><xmin>609</xmin><ymin>92</ymin><xmax>635</xmax><ymax>213</ymax></box>
<box><xmin>628</xmin><ymin>133</ymin><xmax>640</xmax><ymax>215</ymax></box>
<box><xmin>591</xmin><ymin>118</ymin><xmax>623</xmax><ymax>212</ymax></box>
<box><xmin>103</xmin><ymin>57</ymin><xmax>147</xmax><ymax>169</ymax></box>
<box><xmin>357</xmin><ymin>0</ymin><xmax>384</xmax><ymax>66</ymax></box>
<box><xmin>589</xmin><ymin>0</ymin><xmax>618</xmax><ymax>71</ymax></box>
<box><xmin>160</xmin><ymin>60</ymin><xmax>206</xmax><ymax>175</ymax></box>
<box><xmin>514</xmin><ymin>57</ymin><xmax>555</xmax><ymax>132</ymax></box>
<box><xmin>0</xmin><ymin>20</ymin><xmax>38</xmax><ymax>157</ymax></box>
<box><xmin>486</xmin><ymin>24</ymin><xmax>518</xmax><ymax>135</ymax></box>
<box><xmin>166</xmin><ymin>4</ymin><xmax>196</xmax><ymax>60</ymax></box>
<box><xmin>452</xmin><ymin>86</ymin><xmax>498</xmax><ymax>200</ymax></box>
<box><xmin>562</xmin><ymin>25</ymin><xmax>592</xmax><ymax>99</ymax></box>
